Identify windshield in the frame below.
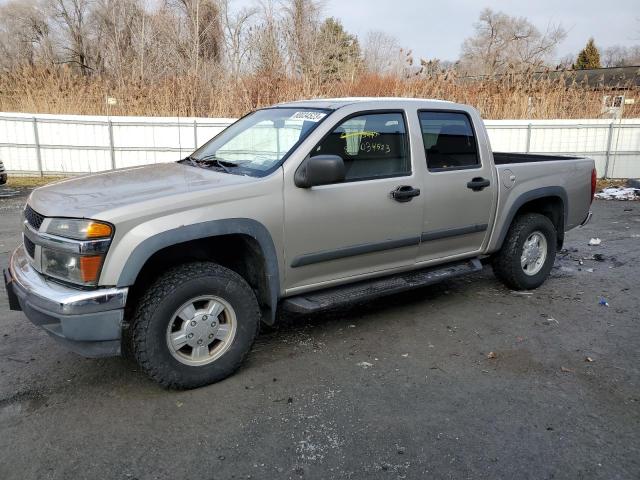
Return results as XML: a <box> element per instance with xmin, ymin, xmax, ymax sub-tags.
<box><xmin>187</xmin><ymin>107</ymin><xmax>331</xmax><ymax>176</ymax></box>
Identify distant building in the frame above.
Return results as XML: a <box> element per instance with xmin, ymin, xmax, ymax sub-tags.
<box><xmin>547</xmin><ymin>66</ymin><xmax>640</xmax><ymax>90</ymax></box>
<box><xmin>457</xmin><ymin>66</ymin><xmax>640</xmax><ymax>90</ymax></box>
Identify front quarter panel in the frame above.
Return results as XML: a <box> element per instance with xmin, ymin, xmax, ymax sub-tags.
<box><xmin>99</xmin><ymin>171</ymin><xmax>285</xmax><ymax>296</ymax></box>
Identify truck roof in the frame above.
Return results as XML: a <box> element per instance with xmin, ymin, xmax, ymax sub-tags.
<box><xmin>276</xmin><ymin>97</ymin><xmax>458</xmax><ymax>110</ymax></box>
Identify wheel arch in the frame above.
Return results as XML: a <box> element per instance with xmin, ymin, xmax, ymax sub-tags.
<box><xmin>494</xmin><ymin>187</ymin><xmax>568</xmax><ymax>251</ymax></box>
<box><xmin>117</xmin><ymin>219</ymin><xmax>280</xmax><ymax>324</ymax></box>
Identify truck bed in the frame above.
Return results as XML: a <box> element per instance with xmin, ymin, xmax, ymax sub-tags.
<box><xmin>493</xmin><ymin>152</ymin><xmax>582</xmax><ymax>165</ymax></box>
<box><xmin>486</xmin><ymin>154</ymin><xmax>594</xmax><ymax>254</ymax></box>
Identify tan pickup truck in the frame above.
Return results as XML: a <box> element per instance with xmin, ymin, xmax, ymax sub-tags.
<box><xmin>5</xmin><ymin>98</ymin><xmax>595</xmax><ymax>389</ymax></box>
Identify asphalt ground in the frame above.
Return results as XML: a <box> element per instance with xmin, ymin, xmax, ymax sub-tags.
<box><xmin>1</xmin><ymin>185</ymin><xmax>638</xmax><ymax>480</ymax></box>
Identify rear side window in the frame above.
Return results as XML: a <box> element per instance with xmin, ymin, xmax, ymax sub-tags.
<box><xmin>311</xmin><ymin>112</ymin><xmax>410</xmax><ymax>182</ymax></box>
<box><xmin>419</xmin><ymin>111</ymin><xmax>479</xmax><ymax>170</ymax></box>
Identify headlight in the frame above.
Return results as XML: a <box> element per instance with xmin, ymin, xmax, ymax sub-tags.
<box><xmin>45</xmin><ymin>219</ymin><xmax>113</xmax><ymax>240</ymax></box>
<box><xmin>35</xmin><ymin>217</ymin><xmax>113</xmax><ymax>286</ymax></box>
<box><xmin>42</xmin><ymin>250</ymin><xmax>104</xmax><ymax>286</ymax></box>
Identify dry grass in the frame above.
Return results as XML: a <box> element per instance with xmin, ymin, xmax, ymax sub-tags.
<box><xmin>596</xmin><ymin>178</ymin><xmax>630</xmax><ymax>190</ymax></box>
<box><xmin>6</xmin><ymin>175</ymin><xmax>68</xmax><ymax>188</ymax></box>
<box><xmin>1</xmin><ymin>66</ymin><xmax>638</xmax><ymax>119</ymax></box>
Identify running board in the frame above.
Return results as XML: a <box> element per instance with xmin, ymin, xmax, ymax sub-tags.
<box><xmin>282</xmin><ymin>258</ymin><xmax>483</xmax><ymax>314</ymax></box>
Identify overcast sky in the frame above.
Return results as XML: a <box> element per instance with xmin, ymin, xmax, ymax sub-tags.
<box><xmin>321</xmin><ymin>0</ymin><xmax>640</xmax><ymax>62</ymax></box>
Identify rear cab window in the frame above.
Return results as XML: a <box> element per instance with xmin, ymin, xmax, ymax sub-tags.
<box><xmin>311</xmin><ymin>111</ymin><xmax>411</xmax><ymax>182</ymax></box>
<box><xmin>418</xmin><ymin>111</ymin><xmax>480</xmax><ymax>171</ymax></box>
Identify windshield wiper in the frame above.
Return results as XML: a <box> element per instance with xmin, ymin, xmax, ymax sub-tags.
<box><xmin>179</xmin><ymin>155</ymin><xmax>198</xmax><ymax>167</ymax></box>
<box><xmin>180</xmin><ymin>154</ymin><xmax>240</xmax><ymax>173</ymax></box>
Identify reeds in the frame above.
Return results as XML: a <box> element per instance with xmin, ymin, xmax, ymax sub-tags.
<box><xmin>0</xmin><ymin>66</ymin><xmax>637</xmax><ymax>119</ymax></box>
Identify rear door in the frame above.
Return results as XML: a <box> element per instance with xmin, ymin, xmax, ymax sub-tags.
<box><xmin>282</xmin><ymin>110</ymin><xmax>424</xmax><ymax>293</ymax></box>
<box><xmin>416</xmin><ymin>110</ymin><xmax>497</xmax><ymax>263</ymax></box>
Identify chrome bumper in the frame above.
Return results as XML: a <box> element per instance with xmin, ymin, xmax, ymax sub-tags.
<box><xmin>5</xmin><ymin>244</ymin><xmax>128</xmax><ymax>357</ymax></box>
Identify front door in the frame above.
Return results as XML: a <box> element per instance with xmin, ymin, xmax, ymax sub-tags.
<box><xmin>416</xmin><ymin>110</ymin><xmax>496</xmax><ymax>263</ymax></box>
<box><xmin>283</xmin><ymin>111</ymin><xmax>424</xmax><ymax>293</ymax></box>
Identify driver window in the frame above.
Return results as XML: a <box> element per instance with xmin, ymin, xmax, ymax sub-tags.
<box><xmin>311</xmin><ymin>112</ymin><xmax>411</xmax><ymax>182</ymax></box>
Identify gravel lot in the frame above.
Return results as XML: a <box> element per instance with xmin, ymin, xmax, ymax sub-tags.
<box><xmin>1</xmin><ymin>185</ymin><xmax>639</xmax><ymax>480</ymax></box>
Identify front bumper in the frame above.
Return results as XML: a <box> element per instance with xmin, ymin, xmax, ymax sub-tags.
<box><xmin>4</xmin><ymin>244</ymin><xmax>128</xmax><ymax>357</ymax></box>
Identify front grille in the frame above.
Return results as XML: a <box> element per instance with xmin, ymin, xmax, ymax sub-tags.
<box><xmin>24</xmin><ymin>236</ymin><xmax>36</xmax><ymax>258</ymax></box>
<box><xmin>24</xmin><ymin>204</ymin><xmax>45</xmax><ymax>230</ymax></box>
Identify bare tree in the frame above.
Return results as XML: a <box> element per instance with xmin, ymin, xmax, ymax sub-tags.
<box><xmin>556</xmin><ymin>53</ymin><xmax>575</xmax><ymax>70</ymax></box>
<box><xmin>163</xmin><ymin>0</ymin><xmax>223</xmax><ymax>77</ymax></box>
<box><xmin>220</xmin><ymin>0</ymin><xmax>257</xmax><ymax>79</ymax></box>
<box><xmin>602</xmin><ymin>45</ymin><xmax>640</xmax><ymax>67</ymax></box>
<box><xmin>92</xmin><ymin>0</ymin><xmax>147</xmax><ymax>81</ymax></box>
<box><xmin>281</xmin><ymin>0</ymin><xmax>322</xmax><ymax>76</ymax></box>
<box><xmin>459</xmin><ymin>8</ymin><xmax>566</xmax><ymax>75</ymax></box>
<box><xmin>50</xmin><ymin>0</ymin><xmax>94</xmax><ymax>74</ymax></box>
<box><xmin>0</xmin><ymin>0</ymin><xmax>55</xmax><ymax>70</ymax></box>
<box><xmin>249</xmin><ymin>0</ymin><xmax>284</xmax><ymax>78</ymax></box>
<box><xmin>362</xmin><ymin>31</ymin><xmax>402</xmax><ymax>74</ymax></box>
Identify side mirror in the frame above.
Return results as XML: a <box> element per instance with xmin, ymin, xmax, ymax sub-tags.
<box><xmin>294</xmin><ymin>155</ymin><xmax>346</xmax><ymax>188</ymax></box>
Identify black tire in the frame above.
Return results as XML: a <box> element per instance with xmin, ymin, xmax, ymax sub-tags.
<box><xmin>130</xmin><ymin>262</ymin><xmax>260</xmax><ymax>389</ymax></box>
<box><xmin>491</xmin><ymin>213</ymin><xmax>557</xmax><ymax>290</ymax></box>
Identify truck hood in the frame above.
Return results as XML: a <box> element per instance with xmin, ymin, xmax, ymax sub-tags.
<box><xmin>28</xmin><ymin>163</ymin><xmax>256</xmax><ymax>219</ymax></box>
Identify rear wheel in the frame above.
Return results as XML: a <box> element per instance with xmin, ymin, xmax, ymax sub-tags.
<box><xmin>130</xmin><ymin>262</ymin><xmax>260</xmax><ymax>389</ymax></box>
<box><xmin>492</xmin><ymin>213</ymin><xmax>557</xmax><ymax>290</ymax></box>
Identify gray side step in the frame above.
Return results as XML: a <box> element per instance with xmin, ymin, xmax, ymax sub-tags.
<box><xmin>282</xmin><ymin>258</ymin><xmax>483</xmax><ymax>314</ymax></box>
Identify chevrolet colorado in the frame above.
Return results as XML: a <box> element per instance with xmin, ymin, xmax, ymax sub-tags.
<box><xmin>4</xmin><ymin>98</ymin><xmax>596</xmax><ymax>389</ymax></box>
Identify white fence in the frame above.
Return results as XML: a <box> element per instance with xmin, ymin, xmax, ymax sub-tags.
<box><xmin>487</xmin><ymin>119</ymin><xmax>640</xmax><ymax>179</ymax></box>
<box><xmin>1</xmin><ymin>112</ymin><xmax>639</xmax><ymax>178</ymax></box>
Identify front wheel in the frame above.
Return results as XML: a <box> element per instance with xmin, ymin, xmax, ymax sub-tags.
<box><xmin>129</xmin><ymin>262</ymin><xmax>260</xmax><ymax>389</ymax></box>
<box><xmin>491</xmin><ymin>213</ymin><xmax>557</xmax><ymax>290</ymax></box>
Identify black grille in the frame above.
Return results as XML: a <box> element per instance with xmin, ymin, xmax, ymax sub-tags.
<box><xmin>24</xmin><ymin>236</ymin><xmax>36</xmax><ymax>258</ymax></box>
<box><xmin>24</xmin><ymin>205</ymin><xmax>45</xmax><ymax>230</ymax></box>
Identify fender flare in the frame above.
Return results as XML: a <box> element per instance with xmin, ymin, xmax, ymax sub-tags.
<box><xmin>116</xmin><ymin>218</ymin><xmax>280</xmax><ymax>323</ymax></box>
<box><xmin>494</xmin><ymin>186</ymin><xmax>568</xmax><ymax>250</ymax></box>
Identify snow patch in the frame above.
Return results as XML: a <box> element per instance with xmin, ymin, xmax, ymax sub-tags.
<box><xmin>595</xmin><ymin>187</ymin><xmax>639</xmax><ymax>200</ymax></box>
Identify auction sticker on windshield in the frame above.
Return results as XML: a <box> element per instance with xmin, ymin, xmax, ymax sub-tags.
<box><xmin>290</xmin><ymin>111</ymin><xmax>327</xmax><ymax>122</ymax></box>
